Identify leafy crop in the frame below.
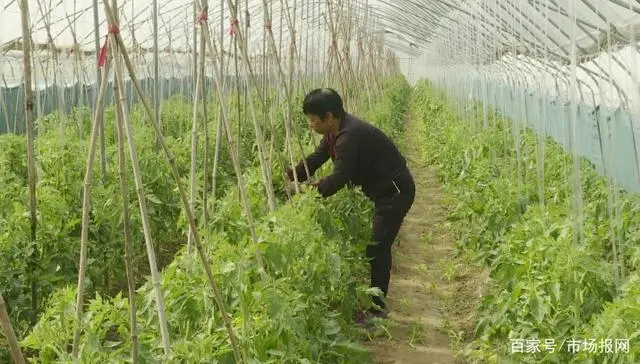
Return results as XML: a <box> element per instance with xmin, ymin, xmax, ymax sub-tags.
<box><xmin>412</xmin><ymin>81</ymin><xmax>640</xmax><ymax>364</ymax></box>
<box><xmin>1</xmin><ymin>75</ymin><xmax>412</xmax><ymax>362</ymax></box>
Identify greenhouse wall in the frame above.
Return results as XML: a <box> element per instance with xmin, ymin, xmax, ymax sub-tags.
<box><xmin>0</xmin><ymin>74</ymin><xmax>281</xmax><ymax>134</ymax></box>
<box><xmin>435</xmin><ymin>77</ymin><xmax>640</xmax><ymax>194</ymax></box>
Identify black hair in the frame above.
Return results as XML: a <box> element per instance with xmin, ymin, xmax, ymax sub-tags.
<box><xmin>302</xmin><ymin>88</ymin><xmax>346</xmax><ymax>120</ymax></box>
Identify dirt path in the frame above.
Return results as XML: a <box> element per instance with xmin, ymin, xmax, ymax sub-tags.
<box><xmin>362</xmin><ymin>113</ymin><xmax>487</xmax><ymax>364</ymax></box>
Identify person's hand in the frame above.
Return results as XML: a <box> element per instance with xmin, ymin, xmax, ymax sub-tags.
<box><xmin>286</xmin><ymin>180</ymin><xmax>317</xmax><ymax>196</ymax></box>
<box><xmin>286</xmin><ymin>181</ymin><xmax>301</xmax><ymax>196</ymax></box>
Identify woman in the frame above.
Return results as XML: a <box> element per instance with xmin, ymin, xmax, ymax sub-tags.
<box><xmin>286</xmin><ymin>88</ymin><xmax>416</xmax><ymax>322</ymax></box>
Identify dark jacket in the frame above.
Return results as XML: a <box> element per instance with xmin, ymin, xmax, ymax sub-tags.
<box><xmin>289</xmin><ymin>113</ymin><xmax>409</xmax><ymax>200</ymax></box>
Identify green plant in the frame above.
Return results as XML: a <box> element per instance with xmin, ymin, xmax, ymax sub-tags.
<box><xmin>0</xmin><ymin>74</ymin><xmax>414</xmax><ymax>362</ymax></box>
<box><xmin>411</xmin><ymin>81</ymin><xmax>639</xmax><ymax>364</ymax></box>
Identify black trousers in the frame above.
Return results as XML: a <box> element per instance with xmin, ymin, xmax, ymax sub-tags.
<box><xmin>366</xmin><ymin>169</ymin><xmax>416</xmax><ymax>311</ymax></box>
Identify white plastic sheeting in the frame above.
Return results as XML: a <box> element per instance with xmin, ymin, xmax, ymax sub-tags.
<box><xmin>1</xmin><ymin>0</ymin><xmax>319</xmax><ymax>50</ymax></box>
<box><xmin>393</xmin><ymin>0</ymin><xmax>640</xmax><ymax>109</ymax></box>
<box><xmin>1</xmin><ymin>0</ymin><xmax>638</xmax><ymax>108</ymax></box>
<box><xmin>0</xmin><ymin>0</ymin><xmax>392</xmax><ymax>87</ymax></box>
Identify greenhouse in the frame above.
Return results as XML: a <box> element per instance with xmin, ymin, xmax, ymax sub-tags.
<box><xmin>0</xmin><ymin>0</ymin><xmax>639</xmax><ymax>363</ymax></box>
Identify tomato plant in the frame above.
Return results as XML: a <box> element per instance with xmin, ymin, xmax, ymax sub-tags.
<box><xmin>1</xmin><ymin>75</ymin><xmax>413</xmax><ymax>362</ymax></box>
<box><xmin>411</xmin><ymin>81</ymin><xmax>639</xmax><ymax>364</ymax></box>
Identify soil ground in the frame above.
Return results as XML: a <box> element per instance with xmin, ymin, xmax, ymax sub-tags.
<box><xmin>362</xmin><ymin>111</ymin><xmax>490</xmax><ymax>364</ymax></box>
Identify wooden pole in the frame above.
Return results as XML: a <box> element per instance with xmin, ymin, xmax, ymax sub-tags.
<box><xmin>0</xmin><ymin>293</ymin><xmax>25</xmax><ymax>364</ymax></box>
<box><xmin>18</xmin><ymin>0</ymin><xmax>39</xmax><ymax>324</ymax></box>
<box><xmin>71</xmin><ymin>31</ymin><xmax>114</xmax><ymax>357</ymax></box>
<box><xmin>112</xmin><ymin>1</ymin><xmax>139</xmax><ymax>361</ymax></box>
<box><xmin>101</xmin><ymin>2</ymin><xmax>242</xmax><ymax>360</ymax></box>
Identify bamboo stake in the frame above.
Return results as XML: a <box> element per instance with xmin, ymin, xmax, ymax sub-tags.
<box><xmin>311</xmin><ymin>1</ymin><xmax>318</xmax><ymax>85</ymax></box>
<box><xmin>211</xmin><ymin>0</ymin><xmax>225</xmax><ymax>208</ymax></box>
<box><xmin>112</xmin><ymin>42</ymin><xmax>173</xmax><ymax>358</ymax></box>
<box><xmin>322</xmin><ymin>14</ymin><xmax>335</xmax><ymax>87</ymax></box>
<box><xmin>153</xmin><ymin>0</ymin><xmax>161</xmax><ymax>149</ymax></box>
<box><xmin>261</xmin><ymin>6</ymin><xmax>273</xmax><ymax>199</ymax></box>
<box><xmin>341</xmin><ymin>0</ymin><xmax>359</xmax><ymax>106</ymax></box>
<box><xmin>92</xmin><ymin>0</ymin><xmax>101</xmax><ymax>111</ymax></box>
<box><xmin>33</xmin><ymin>0</ymin><xmax>64</xmax><ymax>138</ymax></box>
<box><xmin>193</xmin><ymin>3</ymin><xmax>198</xmax><ymax>103</ymax></box>
<box><xmin>325</xmin><ymin>1</ymin><xmax>349</xmax><ymax>95</ymax></box>
<box><xmin>0</xmin><ymin>293</ymin><xmax>25</xmax><ymax>364</ymax></box>
<box><xmin>218</xmin><ymin>2</ymin><xmax>293</xmax><ymax>207</ymax></box>
<box><xmin>114</xmin><ymin>71</ymin><xmax>140</xmax><ymax>364</ymax></box>
<box><xmin>71</xmin><ymin>36</ymin><xmax>112</xmax><ymax>359</ymax></box>
<box><xmin>232</xmin><ymin>9</ymin><xmax>242</xmax><ymax>199</ymax></box>
<box><xmin>205</xmin><ymin>3</ymin><xmax>274</xmax><ymax>213</ymax></box>
<box><xmin>101</xmin><ymin>2</ymin><xmax>242</xmax><ymax>361</ymax></box>
<box><xmin>93</xmin><ymin>0</ymin><xmax>107</xmax><ymax>180</ymax></box>
<box><xmin>64</xmin><ymin>15</ymin><xmax>83</xmax><ymax>135</ymax></box>
<box><xmin>106</xmin><ymin>20</ymin><xmax>173</xmax><ymax>355</ymax></box>
<box><xmin>228</xmin><ymin>0</ymin><xmax>277</xmax><ymax>211</ymax></box>
<box><xmin>281</xmin><ymin>0</ymin><xmax>303</xmax><ymax>189</ymax></box>
<box><xmin>302</xmin><ymin>0</ymin><xmax>309</xmax><ymax>92</ymax></box>
<box><xmin>279</xmin><ymin>0</ymin><xmax>321</xmax><ymax>191</ymax></box>
<box><xmin>245</xmin><ymin>25</ymin><xmax>295</xmax><ymax>205</ymax></box>
<box><xmin>201</xmin><ymin>14</ymin><xmax>212</xmax><ymax>229</ymax></box>
<box><xmin>243</xmin><ymin>0</ymin><xmax>249</xmax><ymax>161</ymax></box>
<box><xmin>18</xmin><ymin>0</ymin><xmax>39</xmax><ymax>325</ymax></box>
<box><xmin>359</xmin><ymin>0</ymin><xmax>374</xmax><ymax>110</ymax></box>
<box><xmin>258</xmin><ymin>0</ymin><xmax>313</xmax><ymax>190</ymax></box>
<box><xmin>188</xmin><ymin>23</ymin><xmax>203</xmax><ymax>254</ymax></box>
<box><xmin>193</xmin><ymin>2</ymin><xmax>267</xmax><ymax>275</ymax></box>
<box><xmin>112</xmin><ymin>1</ymin><xmax>139</xmax><ymax>361</ymax></box>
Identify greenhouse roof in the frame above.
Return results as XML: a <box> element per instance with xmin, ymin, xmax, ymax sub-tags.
<box><xmin>0</xmin><ymin>0</ymin><xmax>639</xmax><ymax>107</ymax></box>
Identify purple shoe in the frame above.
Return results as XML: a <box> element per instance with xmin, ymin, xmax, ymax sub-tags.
<box><xmin>353</xmin><ymin>309</ymin><xmax>388</xmax><ymax>326</ymax></box>
<box><xmin>354</xmin><ymin>310</ymin><xmax>368</xmax><ymax>326</ymax></box>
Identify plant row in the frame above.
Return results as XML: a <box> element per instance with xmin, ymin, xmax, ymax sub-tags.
<box><xmin>2</xmin><ymin>75</ymin><xmax>412</xmax><ymax>362</ymax></box>
<box><xmin>0</xmin><ymin>95</ymin><xmax>241</xmax><ymax>343</ymax></box>
<box><xmin>411</xmin><ymin>80</ymin><xmax>639</xmax><ymax>364</ymax></box>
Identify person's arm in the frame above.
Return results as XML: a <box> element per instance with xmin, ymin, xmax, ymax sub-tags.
<box><xmin>314</xmin><ymin>132</ymin><xmax>357</xmax><ymax>198</ymax></box>
<box><xmin>288</xmin><ymin>136</ymin><xmax>330</xmax><ymax>182</ymax></box>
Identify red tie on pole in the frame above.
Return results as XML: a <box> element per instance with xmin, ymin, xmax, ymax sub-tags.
<box><xmin>98</xmin><ymin>24</ymin><xmax>120</xmax><ymax>68</ymax></box>
<box><xmin>228</xmin><ymin>18</ymin><xmax>239</xmax><ymax>36</ymax></box>
<box><xmin>195</xmin><ymin>10</ymin><xmax>208</xmax><ymax>27</ymax></box>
